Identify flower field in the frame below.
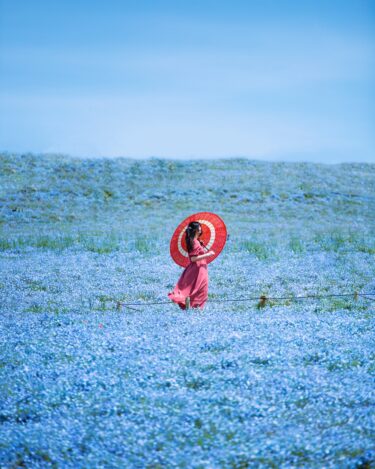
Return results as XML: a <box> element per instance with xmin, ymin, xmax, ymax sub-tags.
<box><xmin>0</xmin><ymin>152</ymin><xmax>374</xmax><ymax>468</ymax></box>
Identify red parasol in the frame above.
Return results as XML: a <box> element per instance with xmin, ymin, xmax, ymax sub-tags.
<box><xmin>170</xmin><ymin>212</ymin><xmax>227</xmax><ymax>267</ymax></box>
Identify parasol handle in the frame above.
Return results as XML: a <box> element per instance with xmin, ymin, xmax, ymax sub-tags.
<box><xmin>198</xmin><ymin>239</ymin><xmax>209</xmax><ymax>252</ymax></box>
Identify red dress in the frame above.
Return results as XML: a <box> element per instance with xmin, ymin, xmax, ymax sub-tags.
<box><xmin>168</xmin><ymin>239</ymin><xmax>208</xmax><ymax>309</ymax></box>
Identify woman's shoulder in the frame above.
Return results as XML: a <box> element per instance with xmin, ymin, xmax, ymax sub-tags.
<box><xmin>193</xmin><ymin>239</ymin><xmax>203</xmax><ymax>249</ymax></box>
<box><xmin>188</xmin><ymin>239</ymin><xmax>200</xmax><ymax>256</ymax></box>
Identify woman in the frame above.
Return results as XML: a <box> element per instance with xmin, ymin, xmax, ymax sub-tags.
<box><xmin>168</xmin><ymin>221</ymin><xmax>215</xmax><ymax>310</ymax></box>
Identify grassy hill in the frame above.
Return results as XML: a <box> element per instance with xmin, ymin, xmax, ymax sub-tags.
<box><xmin>0</xmin><ymin>152</ymin><xmax>374</xmax><ymax>467</ymax></box>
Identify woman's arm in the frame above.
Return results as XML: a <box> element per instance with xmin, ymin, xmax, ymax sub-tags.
<box><xmin>191</xmin><ymin>250</ymin><xmax>215</xmax><ymax>262</ymax></box>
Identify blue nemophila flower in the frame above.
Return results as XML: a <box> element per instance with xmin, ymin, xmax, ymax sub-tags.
<box><xmin>0</xmin><ymin>153</ymin><xmax>374</xmax><ymax>467</ymax></box>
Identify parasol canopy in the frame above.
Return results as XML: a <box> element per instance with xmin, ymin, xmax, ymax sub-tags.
<box><xmin>170</xmin><ymin>212</ymin><xmax>227</xmax><ymax>267</ymax></box>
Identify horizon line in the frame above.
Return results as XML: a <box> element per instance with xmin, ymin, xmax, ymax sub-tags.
<box><xmin>2</xmin><ymin>150</ymin><xmax>374</xmax><ymax>166</ymax></box>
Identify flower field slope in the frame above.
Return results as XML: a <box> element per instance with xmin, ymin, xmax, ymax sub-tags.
<box><xmin>0</xmin><ymin>152</ymin><xmax>374</xmax><ymax>468</ymax></box>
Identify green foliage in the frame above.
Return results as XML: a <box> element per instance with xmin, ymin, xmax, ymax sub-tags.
<box><xmin>83</xmin><ymin>238</ymin><xmax>120</xmax><ymax>254</ymax></box>
<box><xmin>327</xmin><ymin>359</ymin><xmax>365</xmax><ymax>371</ymax></box>
<box><xmin>250</xmin><ymin>357</ymin><xmax>270</xmax><ymax>365</ymax></box>
<box><xmin>240</xmin><ymin>240</ymin><xmax>269</xmax><ymax>259</ymax></box>
<box><xmin>26</xmin><ymin>304</ymin><xmax>45</xmax><ymax>313</ymax></box>
<box><xmin>313</xmin><ymin>230</ymin><xmax>374</xmax><ymax>253</ymax></box>
<box><xmin>289</xmin><ymin>236</ymin><xmax>305</xmax><ymax>253</ymax></box>
<box><xmin>26</xmin><ymin>280</ymin><xmax>48</xmax><ymax>292</ymax></box>
<box><xmin>135</xmin><ymin>236</ymin><xmax>151</xmax><ymax>253</ymax></box>
<box><xmin>185</xmin><ymin>377</ymin><xmax>210</xmax><ymax>390</ymax></box>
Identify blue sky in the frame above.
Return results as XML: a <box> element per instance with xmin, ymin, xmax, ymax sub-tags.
<box><xmin>0</xmin><ymin>0</ymin><xmax>374</xmax><ymax>162</ymax></box>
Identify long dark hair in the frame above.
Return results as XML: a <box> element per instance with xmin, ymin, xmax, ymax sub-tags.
<box><xmin>185</xmin><ymin>221</ymin><xmax>201</xmax><ymax>253</ymax></box>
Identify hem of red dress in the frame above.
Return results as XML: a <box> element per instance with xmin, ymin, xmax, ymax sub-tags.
<box><xmin>168</xmin><ymin>293</ymin><xmax>206</xmax><ymax>310</ymax></box>
<box><xmin>168</xmin><ymin>293</ymin><xmax>186</xmax><ymax>310</ymax></box>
